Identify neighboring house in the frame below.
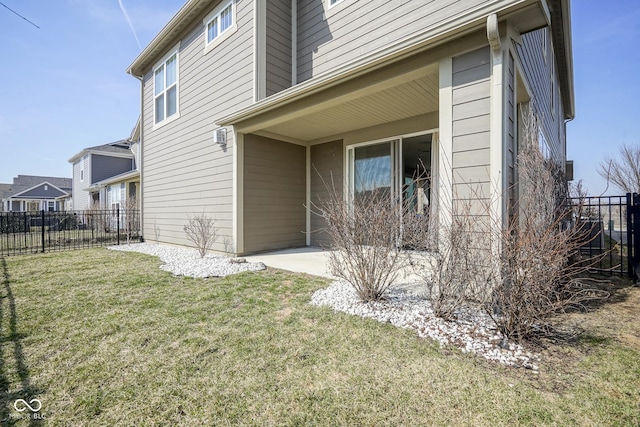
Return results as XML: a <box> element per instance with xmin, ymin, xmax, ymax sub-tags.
<box><xmin>0</xmin><ymin>184</ymin><xmax>12</xmax><ymax>212</ymax></box>
<box><xmin>1</xmin><ymin>175</ymin><xmax>72</xmax><ymax>212</ymax></box>
<box><xmin>68</xmin><ymin>126</ymin><xmax>140</xmax><ymax>212</ymax></box>
<box><xmin>126</xmin><ymin>0</ymin><xmax>574</xmax><ymax>255</ymax></box>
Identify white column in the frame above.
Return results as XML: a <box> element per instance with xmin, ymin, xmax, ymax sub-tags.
<box><xmin>438</xmin><ymin>57</ymin><xmax>453</xmax><ymax>229</ymax></box>
<box><xmin>233</xmin><ymin>130</ymin><xmax>244</xmax><ymax>255</ymax></box>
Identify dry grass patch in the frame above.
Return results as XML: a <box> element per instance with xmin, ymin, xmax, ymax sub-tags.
<box><xmin>0</xmin><ymin>249</ymin><xmax>637</xmax><ymax>426</ymax></box>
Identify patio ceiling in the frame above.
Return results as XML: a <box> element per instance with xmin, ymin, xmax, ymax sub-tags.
<box><xmin>244</xmin><ymin>61</ymin><xmax>440</xmax><ymax>144</ymax></box>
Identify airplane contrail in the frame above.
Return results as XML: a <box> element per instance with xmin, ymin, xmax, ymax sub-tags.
<box><xmin>118</xmin><ymin>0</ymin><xmax>142</xmax><ymax>50</ymax></box>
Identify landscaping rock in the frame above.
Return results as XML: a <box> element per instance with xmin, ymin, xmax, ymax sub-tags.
<box><xmin>310</xmin><ymin>280</ymin><xmax>540</xmax><ymax>370</ymax></box>
<box><xmin>108</xmin><ymin>243</ymin><xmax>265</xmax><ymax>278</ymax></box>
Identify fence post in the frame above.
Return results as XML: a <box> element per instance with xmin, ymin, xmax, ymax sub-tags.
<box><xmin>633</xmin><ymin>193</ymin><xmax>640</xmax><ymax>282</ymax></box>
<box><xmin>627</xmin><ymin>193</ymin><xmax>634</xmax><ymax>280</ymax></box>
<box><xmin>117</xmin><ymin>206</ymin><xmax>120</xmax><ymax>246</ymax></box>
<box><xmin>41</xmin><ymin>210</ymin><xmax>45</xmax><ymax>253</ymax></box>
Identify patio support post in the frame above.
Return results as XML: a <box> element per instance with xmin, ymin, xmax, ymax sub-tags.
<box><xmin>438</xmin><ymin>57</ymin><xmax>453</xmax><ymax>235</ymax></box>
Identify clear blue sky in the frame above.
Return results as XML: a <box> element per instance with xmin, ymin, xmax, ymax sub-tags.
<box><xmin>1</xmin><ymin>0</ymin><xmax>639</xmax><ymax>196</ymax></box>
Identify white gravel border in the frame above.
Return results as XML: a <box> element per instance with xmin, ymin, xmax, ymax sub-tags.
<box><xmin>311</xmin><ymin>281</ymin><xmax>540</xmax><ymax>370</ymax></box>
<box><xmin>107</xmin><ymin>243</ymin><xmax>265</xmax><ymax>277</ymax></box>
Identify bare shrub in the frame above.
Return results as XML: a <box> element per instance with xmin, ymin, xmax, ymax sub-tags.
<box><xmin>184</xmin><ymin>212</ymin><xmax>217</xmax><ymax>258</ymax></box>
<box><xmin>404</xmin><ymin>194</ymin><xmax>496</xmax><ymax>320</ymax></box>
<box><xmin>152</xmin><ymin>218</ymin><xmax>161</xmax><ymax>241</ymax></box>
<box><xmin>87</xmin><ymin>200</ymin><xmax>110</xmax><ymax>233</ymax></box>
<box><xmin>313</xmin><ymin>176</ymin><xmax>406</xmax><ymax>302</ymax></box>
<box><xmin>487</xmin><ymin>109</ymin><xmax>607</xmax><ymax>342</ymax></box>
<box><xmin>598</xmin><ymin>143</ymin><xmax>640</xmax><ymax>194</ymax></box>
<box><xmin>122</xmin><ymin>196</ymin><xmax>140</xmax><ymax>244</ymax></box>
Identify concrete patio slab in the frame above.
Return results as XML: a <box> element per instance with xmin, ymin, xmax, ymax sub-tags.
<box><xmin>244</xmin><ymin>246</ymin><xmax>426</xmax><ymax>295</ymax></box>
<box><xmin>244</xmin><ymin>247</ymin><xmax>335</xmax><ymax>279</ymax></box>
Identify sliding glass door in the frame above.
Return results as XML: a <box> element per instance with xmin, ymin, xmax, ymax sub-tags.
<box><xmin>347</xmin><ymin>133</ymin><xmax>433</xmax><ymax>214</ymax></box>
<box><xmin>349</xmin><ymin>141</ymin><xmax>395</xmax><ymax>205</ymax></box>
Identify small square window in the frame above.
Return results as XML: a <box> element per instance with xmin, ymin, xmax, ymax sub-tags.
<box><xmin>205</xmin><ymin>1</ymin><xmax>234</xmax><ymax>45</ymax></box>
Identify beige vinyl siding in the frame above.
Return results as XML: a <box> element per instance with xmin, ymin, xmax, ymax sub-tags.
<box><xmin>266</xmin><ymin>0</ymin><xmax>292</xmax><ymax>96</ymax></box>
<box><xmin>141</xmin><ymin>0</ymin><xmax>254</xmax><ymax>252</ymax></box>
<box><xmin>243</xmin><ymin>135</ymin><xmax>306</xmax><ymax>253</ymax></box>
<box><xmin>451</xmin><ymin>46</ymin><xmax>491</xmax><ymax>203</ymax></box>
<box><xmin>517</xmin><ymin>28</ymin><xmax>566</xmax><ymax>164</ymax></box>
<box><xmin>310</xmin><ymin>140</ymin><xmax>343</xmax><ymax>247</ymax></box>
<box><xmin>296</xmin><ymin>0</ymin><xmax>489</xmax><ymax>82</ymax></box>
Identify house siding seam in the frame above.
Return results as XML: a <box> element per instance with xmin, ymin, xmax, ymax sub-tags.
<box><xmin>140</xmin><ymin>0</ymin><xmax>254</xmax><ymax>251</ymax></box>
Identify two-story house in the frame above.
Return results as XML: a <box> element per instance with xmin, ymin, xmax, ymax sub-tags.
<box><xmin>127</xmin><ymin>0</ymin><xmax>574</xmax><ymax>255</ymax></box>
<box><xmin>68</xmin><ymin>124</ymin><xmax>140</xmax><ymax>212</ymax></box>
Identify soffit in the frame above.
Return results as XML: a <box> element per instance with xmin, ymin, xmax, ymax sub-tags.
<box><xmin>261</xmin><ymin>71</ymin><xmax>439</xmax><ymax>142</ymax></box>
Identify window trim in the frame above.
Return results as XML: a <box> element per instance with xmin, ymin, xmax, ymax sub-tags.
<box><xmin>328</xmin><ymin>0</ymin><xmax>346</xmax><ymax>9</ymax></box>
<box><xmin>152</xmin><ymin>43</ymin><xmax>181</xmax><ymax>129</ymax></box>
<box><xmin>203</xmin><ymin>0</ymin><xmax>237</xmax><ymax>55</ymax></box>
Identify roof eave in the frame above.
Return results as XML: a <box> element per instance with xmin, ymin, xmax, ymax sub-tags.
<box><xmin>552</xmin><ymin>0</ymin><xmax>575</xmax><ymax>120</ymax></box>
<box><xmin>126</xmin><ymin>0</ymin><xmax>210</xmax><ymax>77</ymax></box>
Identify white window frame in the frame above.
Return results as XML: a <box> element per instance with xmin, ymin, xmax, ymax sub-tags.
<box><xmin>153</xmin><ymin>43</ymin><xmax>181</xmax><ymax>128</ymax></box>
<box><xmin>539</xmin><ymin>130</ymin><xmax>551</xmax><ymax>159</ymax></box>
<box><xmin>203</xmin><ymin>0</ymin><xmax>237</xmax><ymax>54</ymax></box>
<box><xmin>329</xmin><ymin>0</ymin><xmax>345</xmax><ymax>9</ymax></box>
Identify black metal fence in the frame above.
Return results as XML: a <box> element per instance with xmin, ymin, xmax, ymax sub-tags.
<box><xmin>568</xmin><ymin>193</ymin><xmax>639</xmax><ymax>280</ymax></box>
<box><xmin>0</xmin><ymin>209</ymin><xmax>141</xmax><ymax>256</ymax></box>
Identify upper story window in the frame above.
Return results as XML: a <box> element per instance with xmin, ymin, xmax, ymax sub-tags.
<box><xmin>204</xmin><ymin>0</ymin><xmax>236</xmax><ymax>53</ymax></box>
<box><xmin>154</xmin><ymin>47</ymin><xmax>179</xmax><ymax>125</ymax></box>
<box><xmin>329</xmin><ymin>0</ymin><xmax>345</xmax><ymax>8</ymax></box>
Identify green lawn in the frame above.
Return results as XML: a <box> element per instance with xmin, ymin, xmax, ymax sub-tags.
<box><xmin>0</xmin><ymin>249</ymin><xmax>638</xmax><ymax>426</ymax></box>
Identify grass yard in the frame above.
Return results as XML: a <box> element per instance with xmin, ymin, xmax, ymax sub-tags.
<box><xmin>0</xmin><ymin>249</ymin><xmax>638</xmax><ymax>426</ymax></box>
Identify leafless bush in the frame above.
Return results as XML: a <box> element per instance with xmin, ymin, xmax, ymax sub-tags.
<box><xmin>598</xmin><ymin>143</ymin><xmax>640</xmax><ymax>194</ymax></box>
<box><xmin>486</xmin><ymin>108</ymin><xmax>607</xmax><ymax>342</ymax></box>
<box><xmin>152</xmin><ymin>218</ymin><xmax>161</xmax><ymax>241</ymax></box>
<box><xmin>404</xmin><ymin>189</ymin><xmax>496</xmax><ymax>320</ymax></box>
<box><xmin>184</xmin><ymin>212</ymin><xmax>217</xmax><ymax>258</ymax></box>
<box><xmin>122</xmin><ymin>196</ymin><xmax>140</xmax><ymax>244</ymax></box>
<box><xmin>87</xmin><ymin>200</ymin><xmax>110</xmax><ymax>233</ymax></box>
<box><xmin>312</xmin><ymin>175</ymin><xmax>407</xmax><ymax>302</ymax></box>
